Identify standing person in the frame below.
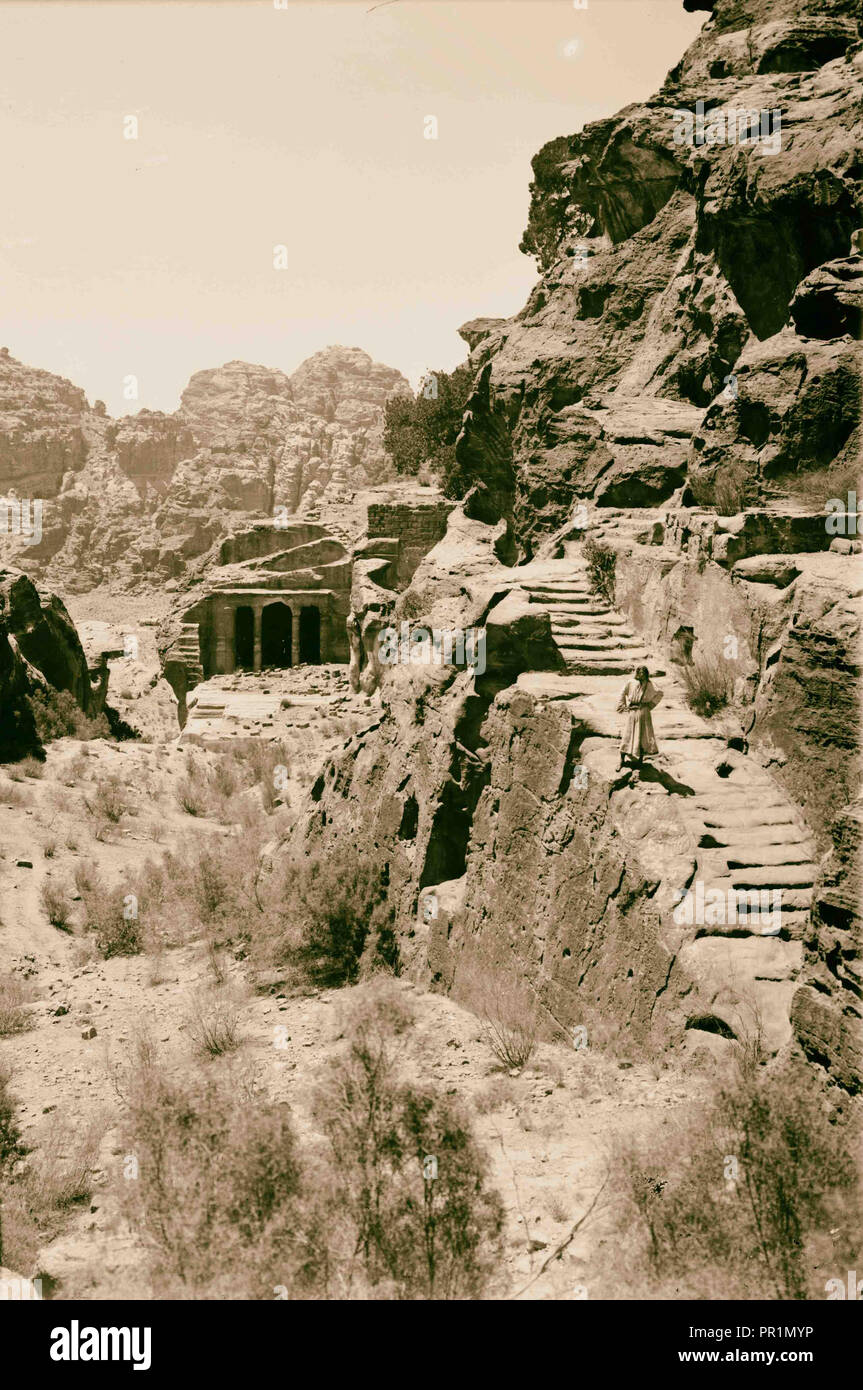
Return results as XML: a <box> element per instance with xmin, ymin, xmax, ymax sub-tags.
<box><xmin>617</xmin><ymin>665</ymin><xmax>662</xmax><ymax>772</ymax></box>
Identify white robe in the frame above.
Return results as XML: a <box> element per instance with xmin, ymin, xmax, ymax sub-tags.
<box><xmin>617</xmin><ymin>678</ymin><xmax>661</xmax><ymax>759</ymax></box>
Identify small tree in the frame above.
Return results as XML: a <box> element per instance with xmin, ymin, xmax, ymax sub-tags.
<box><xmin>583</xmin><ymin>536</ymin><xmax>616</xmax><ymax>604</ymax></box>
<box><xmin>383</xmin><ymin>364</ymin><xmax>473</xmax><ymax>494</ymax></box>
<box><xmin>314</xmin><ymin>983</ymin><xmax>505</xmax><ymax>1298</ymax></box>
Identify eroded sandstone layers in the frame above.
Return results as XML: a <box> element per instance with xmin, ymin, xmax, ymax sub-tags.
<box><xmin>294</xmin><ymin>0</ymin><xmax>862</xmax><ymax>1089</ymax></box>
<box><xmin>0</xmin><ymin>346</ymin><xmax>409</xmax><ymax>593</ymax></box>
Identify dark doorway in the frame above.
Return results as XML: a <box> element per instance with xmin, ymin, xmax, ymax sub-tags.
<box><xmin>261</xmin><ymin>602</ymin><xmax>292</xmax><ymax>668</ymax></box>
<box><xmin>234</xmin><ymin>605</ymin><xmax>254</xmax><ymax>670</ymax></box>
<box><xmin>299</xmin><ymin>606</ymin><xmax>321</xmax><ymax>664</ymax></box>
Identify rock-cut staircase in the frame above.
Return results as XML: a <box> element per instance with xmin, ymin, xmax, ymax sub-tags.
<box><xmin>519</xmin><ymin>565</ymin><xmax>653</xmax><ymax>675</ymax></box>
<box><xmin>513</xmin><ymin>549</ymin><xmax>817</xmax><ymax>1054</ymax></box>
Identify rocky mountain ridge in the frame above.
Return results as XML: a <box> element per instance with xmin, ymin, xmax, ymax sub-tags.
<box><xmin>0</xmin><ymin>345</ymin><xmax>410</xmax><ymax>593</ymax></box>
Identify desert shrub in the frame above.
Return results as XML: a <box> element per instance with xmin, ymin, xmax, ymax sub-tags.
<box><xmin>0</xmin><ymin>1065</ymin><xmax>25</xmax><ymax>1176</ymax></box>
<box><xmin>478</xmin><ymin>977</ymin><xmax>539</xmax><ymax>1071</ymax></box>
<box><xmin>274</xmin><ymin>849</ymin><xmax>398</xmax><ymax>986</ymax></box>
<box><xmin>782</xmin><ymin>458</ymin><xmax>861</xmax><ymax>513</ymax></box>
<box><xmin>9</xmin><ymin>756</ymin><xmax>44</xmax><ymax>781</ymax></box>
<box><xmin>0</xmin><ymin>976</ymin><xmax>30</xmax><ymax>1036</ymax></box>
<box><xmin>583</xmin><ymin>536</ymin><xmax>616</xmax><ymax>605</ymax></box>
<box><xmin>382</xmin><ymin>363</ymin><xmax>474</xmax><ymax>497</ymax></box>
<box><xmin>175</xmin><ymin>774</ymin><xmax>209</xmax><ymax>817</ymax></box>
<box><xmin>120</xmin><ymin>1057</ymin><xmax>303</xmax><ymax>1297</ymax></box>
<box><xmin>1</xmin><ymin>1103</ymin><xmax>103</xmax><ymax>1274</ymax></box>
<box><xmin>40</xmin><ymin>880</ymin><xmax>73</xmax><ymax>931</ymax></box>
<box><xmin>612</xmin><ymin>1064</ymin><xmax>860</xmax><ymax>1300</ymax></box>
<box><xmin>0</xmin><ymin>780</ymin><xmax>29</xmax><ymax>807</ymax></box>
<box><xmin>689</xmin><ymin>463</ymin><xmax>750</xmax><ymax>515</ymax></box>
<box><xmin>43</xmin><ymin>838</ymin><xmax>57</xmax><ymax>858</ymax></box>
<box><xmin>313</xmin><ymin>982</ymin><xmax>505</xmax><ymax>1298</ymax></box>
<box><xmin>184</xmin><ymin>989</ymin><xmax>242</xmax><ymax>1059</ymax></box>
<box><xmin>682</xmin><ymin>653</ymin><xmax>732</xmax><ymax>718</ymax></box>
<box><xmin>84</xmin><ymin>776</ymin><xmax>131</xmax><ymax>824</ymax></box>
<box><xmin>82</xmin><ymin>882</ymin><xmax>142</xmax><ymax>957</ymax></box>
<box><xmin>28</xmin><ymin>687</ymin><xmax>110</xmax><ymax>742</ymax></box>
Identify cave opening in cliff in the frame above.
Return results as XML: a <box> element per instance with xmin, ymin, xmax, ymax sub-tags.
<box><xmin>234</xmin><ymin>605</ymin><xmax>254</xmax><ymax>671</ymax></box>
<box><xmin>262</xmin><ymin>602</ymin><xmax>293</xmax><ymax>669</ymax></box>
<box><xmin>299</xmin><ymin>605</ymin><xmax>321</xmax><ymax>664</ymax></box>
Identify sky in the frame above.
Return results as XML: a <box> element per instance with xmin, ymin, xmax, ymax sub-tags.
<box><xmin>0</xmin><ymin>0</ymin><xmax>704</xmax><ymax>415</ymax></box>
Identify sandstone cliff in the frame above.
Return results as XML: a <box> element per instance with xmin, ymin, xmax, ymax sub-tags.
<box><xmin>455</xmin><ymin>0</ymin><xmax>862</xmax><ymax>552</ymax></box>
<box><xmin>293</xmin><ymin>0</ymin><xmax>862</xmax><ymax>1091</ymax></box>
<box><xmin>0</xmin><ymin>346</ymin><xmax>409</xmax><ymax>593</ymax></box>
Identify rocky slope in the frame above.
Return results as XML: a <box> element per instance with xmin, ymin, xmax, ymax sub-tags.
<box><xmin>291</xmin><ymin>0</ymin><xmax>862</xmax><ymax>1093</ymax></box>
<box><xmin>0</xmin><ymin>346</ymin><xmax>409</xmax><ymax>593</ymax></box>
<box><xmin>454</xmin><ymin>0</ymin><xmax>862</xmax><ymax>552</ymax></box>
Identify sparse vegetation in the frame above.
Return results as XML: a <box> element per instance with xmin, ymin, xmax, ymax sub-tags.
<box><xmin>40</xmin><ymin>879</ymin><xmax>73</xmax><ymax>931</ymax></box>
<box><xmin>0</xmin><ymin>977</ymin><xmax>31</xmax><ymax>1037</ymax></box>
<box><xmin>28</xmin><ymin>687</ymin><xmax>110</xmax><ymax>742</ymax></box>
<box><xmin>583</xmin><ymin>536</ymin><xmax>616</xmax><ymax>605</ymax></box>
<box><xmin>311</xmin><ymin>981</ymin><xmax>505</xmax><ymax>1299</ymax></box>
<box><xmin>689</xmin><ymin>463</ymin><xmax>750</xmax><ymax>515</ymax></box>
<box><xmin>382</xmin><ymin>363</ymin><xmax>474</xmax><ymax>497</ymax></box>
<box><xmin>611</xmin><ymin>1062</ymin><xmax>860</xmax><ymax>1300</ymax></box>
<box><xmin>682</xmin><ymin>653</ymin><xmax>732</xmax><ymax>718</ymax></box>
<box><xmin>185</xmin><ymin>989</ymin><xmax>242</xmax><ymax>1059</ymax></box>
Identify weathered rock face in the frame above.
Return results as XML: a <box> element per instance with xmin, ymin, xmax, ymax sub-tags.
<box><xmin>791</xmin><ymin>798</ymin><xmax>862</xmax><ymax>1093</ymax></box>
<box><xmin>0</xmin><ymin>347</ymin><xmax>409</xmax><ymax>593</ymax></box>
<box><xmin>0</xmin><ymin>568</ymin><xmax>101</xmax><ymax>758</ymax></box>
<box><xmin>0</xmin><ymin>348</ymin><xmax>88</xmax><ymax>498</ymax></box>
<box><xmin>453</xmin><ymin>0</ymin><xmax>863</xmax><ymax>552</ymax></box>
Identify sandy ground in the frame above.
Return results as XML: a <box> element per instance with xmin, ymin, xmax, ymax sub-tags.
<box><xmin>0</xmin><ymin>714</ymin><xmax>722</xmax><ymax>1300</ymax></box>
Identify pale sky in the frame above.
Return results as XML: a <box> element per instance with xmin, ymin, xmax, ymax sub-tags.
<box><xmin>0</xmin><ymin>0</ymin><xmax>703</xmax><ymax>415</ymax></box>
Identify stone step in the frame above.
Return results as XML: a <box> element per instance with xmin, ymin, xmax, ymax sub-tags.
<box><xmin>552</xmin><ymin>634</ymin><xmax>644</xmax><ymax>651</ymax></box>
<box><xmin>693</xmin><ymin>911</ymin><xmax>809</xmax><ymax>939</ymax></box>
<box><xmin>728</xmin><ymin>865</ymin><xmax>816</xmax><ymax>889</ymax></box>
<box><xmin>723</xmin><ymin>844</ymin><xmax>816</xmax><ymax>866</ymax></box>
<box><xmin>699</xmin><ymin>826</ymin><xmax>811</xmax><ymax>849</ymax></box>
<box><xmin>701</xmin><ymin>808</ymin><xmax>801</xmax><ymax>828</ymax></box>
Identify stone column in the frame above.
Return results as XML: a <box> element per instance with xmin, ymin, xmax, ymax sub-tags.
<box><xmin>253</xmin><ymin>603</ymin><xmax>263</xmax><ymax>673</ymax></box>
<box><xmin>215</xmin><ymin>602</ymin><xmax>231</xmax><ymax>674</ymax></box>
<box><xmin>290</xmin><ymin>606</ymin><xmax>300</xmax><ymax>667</ymax></box>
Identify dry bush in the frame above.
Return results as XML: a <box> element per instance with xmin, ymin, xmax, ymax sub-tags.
<box><xmin>610</xmin><ymin>1062</ymin><xmax>860</xmax><ymax>1300</ymax></box>
<box><xmin>312</xmin><ymin>979</ymin><xmax>505</xmax><ymax>1299</ymax></box>
<box><xmin>81</xmin><ymin>882</ymin><xmax>142</xmax><ymax>958</ymax></box>
<box><xmin>9</xmin><ymin>756</ymin><xmax>44</xmax><ymax>781</ymax></box>
<box><xmin>583</xmin><ymin>536</ymin><xmax>616</xmax><ymax>605</ymax></box>
<box><xmin>73</xmin><ymin>859</ymin><xmax>100</xmax><ymax>896</ymax></box>
<box><xmin>28</xmin><ymin>687</ymin><xmax>110</xmax><ymax>742</ymax></box>
<box><xmin>40</xmin><ymin>880</ymin><xmax>73</xmax><ymax>931</ymax></box>
<box><xmin>0</xmin><ymin>976</ymin><xmax>31</xmax><ymax>1036</ymax></box>
<box><xmin>184</xmin><ymin>989</ymin><xmax>242</xmax><ymax>1059</ymax></box>
<box><xmin>469</xmin><ymin>973</ymin><xmax>540</xmax><ymax>1072</ymax></box>
<box><xmin>120</xmin><ymin>1054</ymin><xmax>304</xmax><ymax>1298</ymax></box>
<box><xmin>84</xmin><ymin>776</ymin><xmax>131</xmax><ymax>825</ymax></box>
<box><xmin>259</xmin><ymin>847</ymin><xmax>397</xmax><ymax>986</ymax></box>
<box><xmin>781</xmin><ymin>459</ymin><xmax>861</xmax><ymax>513</ymax></box>
<box><xmin>116</xmin><ymin>983</ymin><xmax>505</xmax><ymax>1300</ymax></box>
<box><xmin>1</xmin><ymin>1099</ymin><xmax>104</xmax><ymax>1274</ymax></box>
<box><xmin>689</xmin><ymin>463</ymin><xmax>750</xmax><ymax>515</ymax></box>
<box><xmin>42</xmin><ymin>838</ymin><xmax>57</xmax><ymax>859</ymax></box>
<box><xmin>0</xmin><ymin>781</ymin><xmax>29</xmax><ymax>808</ymax></box>
<box><xmin>682</xmin><ymin>653</ymin><xmax>732</xmax><ymax>719</ymax></box>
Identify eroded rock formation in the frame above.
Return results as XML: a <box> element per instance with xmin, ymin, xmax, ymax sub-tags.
<box><xmin>452</xmin><ymin>0</ymin><xmax>862</xmax><ymax>553</ymax></box>
<box><xmin>0</xmin><ymin>347</ymin><xmax>409</xmax><ymax>593</ymax></box>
